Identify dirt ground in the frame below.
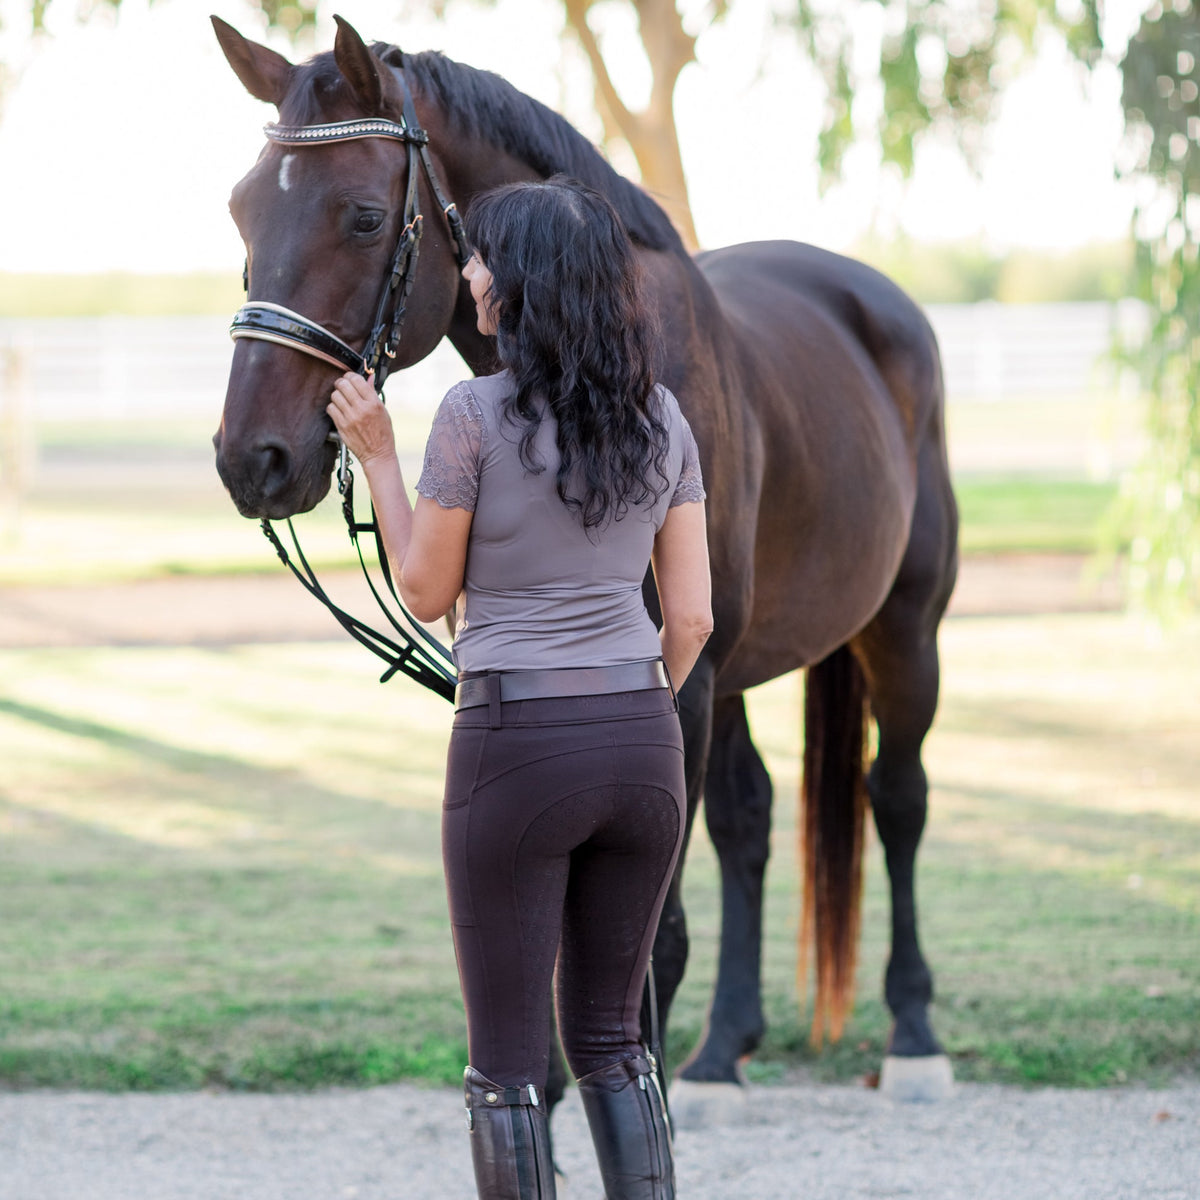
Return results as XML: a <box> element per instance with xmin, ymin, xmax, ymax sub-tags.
<box><xmin>0</xmin><ymin>553</ymin><xmax>1124</xmax><ymax>649</ymax></box>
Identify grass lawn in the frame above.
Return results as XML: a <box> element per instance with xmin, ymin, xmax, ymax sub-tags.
<box><xmin>953</xmin><ymin>476</ymin><xmax>1119</xmax><ymax>554</ymax></box>
<box><xmin>1</xmin><ymin>614</ymin><xmax>1196</xmax><ymax>1091</ymax></box>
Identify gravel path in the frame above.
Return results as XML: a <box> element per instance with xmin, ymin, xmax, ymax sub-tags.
<box><xmin>0</xmin><ymin>554</ymin><xmax>1124</xmax><ymax>649</ymax></box>
<box><xmin>3</xmin><ymin>1079</ymin><xmax>1197</xmax><ymax>1200</ymax></box>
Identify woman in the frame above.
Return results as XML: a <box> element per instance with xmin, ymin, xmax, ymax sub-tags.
<box><xmin>327</xmin><ymin>176</ymin><xmax>712</xmax><ymax>1200</ymax></box>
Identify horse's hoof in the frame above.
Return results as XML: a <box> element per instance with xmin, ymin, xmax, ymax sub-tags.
<box><xmin>667</xmin><ymin>1079</ymin><xmax>750</xmax><ymax>1128</ymax></box>
<box><xmin>878</xmin><ymin>1053</ymin><xmax>954</xmax><ymax>1101</ymax></box>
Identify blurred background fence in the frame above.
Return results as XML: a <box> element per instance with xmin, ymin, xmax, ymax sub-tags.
<box><xmin>0</xmin><ymin>299</ymin><xmax>1151</xmax><ymax>587</ymax></box>
<box><xmin>0</xmin><ymin>300</ymin><xmax>1148</xmax><ymax>414</ymax></box>
<box><xmin>0</xmin><ymin>299</ymin><xmax>1150</xmax><ymax>486</ymax></box>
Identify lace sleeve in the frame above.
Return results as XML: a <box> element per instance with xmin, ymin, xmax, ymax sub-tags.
<box><xmin>416</xmin><ymin>381</ymin><xmax>484</xmax><ymax>511</ymax></box>
<box><xmin>669</xmin><ymin>414</ymin><xmax>706</xmax><ymax>507</ymax></box>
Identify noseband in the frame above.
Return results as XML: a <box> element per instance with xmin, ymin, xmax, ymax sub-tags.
<box><xmin>229</xmin><ymin>65</ymin><xmax>471</xmax><ymax>389</ymax></box>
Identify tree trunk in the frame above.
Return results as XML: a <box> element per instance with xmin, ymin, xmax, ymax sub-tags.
<box><xmin>562</xmin><ymin>0</ymin><xmax>700</xmax><ymax>250</ymax></box>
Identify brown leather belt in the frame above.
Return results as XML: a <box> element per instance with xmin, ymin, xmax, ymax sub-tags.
<box><xmin>454</xmin><ymin>659</ymin><xmax>670</xmax><ymax>711</ymax></box>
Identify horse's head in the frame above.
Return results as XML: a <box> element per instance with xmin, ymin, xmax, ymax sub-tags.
<box><xmin>212</xmin><ymin>16</ymin><xmax>465</xmax><ymax>518</ymax></box>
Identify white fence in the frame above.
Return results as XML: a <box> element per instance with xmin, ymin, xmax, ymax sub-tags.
<box><xmin>0</xmin><ymin>302</ymin><xmax>1149</xmax><ymax>500</ymax></box>
<box><xmin>0</xmin><ymin>315</ymin><xmax>468</xmax><ymax>425</ymax></box>
<box><xmin>0</xmin><ymin>301</ymin><xmax>1148</xmax><ymax>423</ymax></box>
<box><xmin>927</xmin><ymin>301</ymin><xmax>1146</xmax><ymax>402</ymax></box>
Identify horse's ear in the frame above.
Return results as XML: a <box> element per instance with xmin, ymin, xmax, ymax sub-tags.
<box><xmin>211</xmin><ymin>15</ymin><xmax>293</xmax><ymax>107</ymax></box>
<box><xmin>333</xmin><ymin>14</ymin><xmax>384</xmax><ymax>114</ymax></box>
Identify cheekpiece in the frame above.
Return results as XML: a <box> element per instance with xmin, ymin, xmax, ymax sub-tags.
<box><xmin>264</xmin><ymin>119</ymin><xmax>427</xmax><ymax>146</ymax></box>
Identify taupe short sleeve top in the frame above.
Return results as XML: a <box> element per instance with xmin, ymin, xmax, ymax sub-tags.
<box><xmin>416</xmin><ymin>370</ymin><xmax>705</xmax><ymax>673</ymax></box>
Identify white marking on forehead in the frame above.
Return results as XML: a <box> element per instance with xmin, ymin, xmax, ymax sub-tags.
<box><xmin>278</xmin><ymin>153</ymin><xmax>295</xmax><ymax>192</ymax></box>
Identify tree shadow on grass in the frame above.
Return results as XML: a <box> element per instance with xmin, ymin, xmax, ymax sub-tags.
<box><xmin>0</xmin><ymin>695</ymin><xmax>445</xmax><ymax>863</ymax></box>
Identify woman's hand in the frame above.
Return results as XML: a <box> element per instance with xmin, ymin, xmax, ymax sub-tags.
<box><xmin>326</xmin><ymin>371</ymin><xmax>396</xmax><ymax>465</ymax></box>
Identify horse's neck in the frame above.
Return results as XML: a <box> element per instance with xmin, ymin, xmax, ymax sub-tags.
<box><xmin>447</xmin><ymin>315</ymin><xmax>495</xmax><ymax>378</ymax></box>
<box><xmin>422</xmin><ymin>112</ymin><xmax>719</xmax><ymax>378</ymax></box>
<box><xmin>425</xmin><ymin>132</ymin><xmax>534</xmax><ymax>377</ymax></box>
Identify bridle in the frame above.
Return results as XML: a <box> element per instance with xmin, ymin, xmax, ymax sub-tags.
<box><xmin>226</xmin><ymin>56</ymin><xmax>471</xmax><ymax>701</ymax></box>
<box><xmin>229</xmin><ymin>69</ymin><xmax>471</xmax><ymax>389</ymax></box>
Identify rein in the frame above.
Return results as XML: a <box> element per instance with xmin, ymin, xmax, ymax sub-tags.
<box><xmin>229</xmin><ymin>57</ymin><xmax>470</xmax><ymax>700</ymax></box>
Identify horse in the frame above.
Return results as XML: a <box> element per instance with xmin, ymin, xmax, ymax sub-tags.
<box><xmin>211</xmin><ymin>14</ymin><xmax>960</xmax><ymax>1113</ymax></box>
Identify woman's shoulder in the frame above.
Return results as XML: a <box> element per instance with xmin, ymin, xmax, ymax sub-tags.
<box><xmin>454</xmin><ymin>370</ymin><xmax>514</xmax><ymax>409</ymax></box>
<box><xmin>436</xmin><ymin>370</ymin><xmax>513</xmax><ymax>432</ymax></box>
<box><xmin>652</xmin><ymin>382</ymin><xmax>705</xmax><ymax>504</ymax></box>
<box><xmin>651</xmin><ymin>382</ymin><xmax>689</xmax><ymax>435</ymax></box>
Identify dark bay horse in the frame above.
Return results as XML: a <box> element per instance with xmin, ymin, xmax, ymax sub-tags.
<box><xmin>212</xmin><ymin>15</ymin><xmax>959</xmax><ymax>1106</ymax></box>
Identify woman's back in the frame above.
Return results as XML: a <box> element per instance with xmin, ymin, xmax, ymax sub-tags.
<box><xmin>419</xmin><ymin>370</ymin><xmax>702</xmax><ymax>672</ymax></box>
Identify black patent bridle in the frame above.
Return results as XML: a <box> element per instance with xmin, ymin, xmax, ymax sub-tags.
<box><xmin>227</xmin><ymin>61</ymin><xmax>471</xmax><ymax>701</ymax></box>
<box><xmin>230</xmin><ymin>79</ymin><xmax>471</xmax><ymax>386</ymax></box>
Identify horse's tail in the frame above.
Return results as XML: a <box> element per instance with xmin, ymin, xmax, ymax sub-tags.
<box><xmin>797</xmin><ymin>644</ymin><xmax>871</xmax><ymax>1045</ymax></box>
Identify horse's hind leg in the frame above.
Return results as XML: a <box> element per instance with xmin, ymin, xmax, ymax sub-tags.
<box><xmin>855</xmin><ymin>620</ymin><xmax>941</xmax><ymax>1050</ymax></box>
<box><xmin>851</xmin><ymin>445</ymin><xmax>957</xmax><ymax>1098</ymax></box>
<box><xmin>675</xmin><ymin>692</ymin><xmax>773</xmax><ymax>1087</ymax></box>
<box><xmin>649</xmin><ymin>656</ymin><xmax>715</xmax><ymax>1041</ymax></box>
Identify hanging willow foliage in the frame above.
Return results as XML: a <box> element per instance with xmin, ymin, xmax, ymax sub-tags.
<box><xmin>1115</xmin><ymin>0</ymin><xmax>1200</xmax><ymax>615</ymax></box>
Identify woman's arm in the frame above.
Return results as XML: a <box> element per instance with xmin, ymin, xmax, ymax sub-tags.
<box><xmin>651</xmin><ymin>500</ymin><xmax>713</xmax><ymax>690</ymax></box>
<box><xmin>326</xmin><ymin>373</ymin><xmax>471</xmax><ymax>624</ymax></box>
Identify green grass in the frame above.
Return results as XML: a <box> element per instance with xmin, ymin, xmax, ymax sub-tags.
<box><xmin>954</xmin><ymin>475</ymin><xmax>1120</xmax><ymax>554</ymax></box>
<box><xmin>0</xmin><ymin>387</ymin><xmax>1141</xmax><ymax>584</ymax></box>
<box><xmin>1</xmin><ymin>615</ymin><xmax>1197</xmax><ymax>1090</ymax></box>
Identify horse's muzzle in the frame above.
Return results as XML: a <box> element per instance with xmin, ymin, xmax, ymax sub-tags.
<box><xmin>213</xmin><ymin>428</ymin><xmax>336</xmax><ymax>519</ymax></box>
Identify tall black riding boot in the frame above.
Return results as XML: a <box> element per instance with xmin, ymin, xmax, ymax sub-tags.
<box><xmin>463</xmin><ymin>1066</ymin><xmax>557</xmax><ymax>1199</ymax></box>
<box><xmin>577</xmin><ymin>1055</ymin><xmax>675</xmax><ymax>1199</ymax></box>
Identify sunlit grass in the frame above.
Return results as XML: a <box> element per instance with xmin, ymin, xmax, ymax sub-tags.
<box><xmin>1</xmin><ymin>614</ymin><xmax>1197</xmax><ymax>1089</ymax></box>
<box><xmin>0</xmin><ymin>395</ymin><xmax>1136</xmax><ymax>584</ymax></box>
<box><xmin>946</xmin><ymin>393</ymin><xmax>1143</xmax><ymax>478</ymax></box>
<box><xmin>706</xmin><ymin>614</ymin><xmax>1200</xmax><ymax>1086</ymax></box>
<box><xmin>954</xmin><ymin>476</ymin><xmax>1119</xmax><ymax>554</ymax></box>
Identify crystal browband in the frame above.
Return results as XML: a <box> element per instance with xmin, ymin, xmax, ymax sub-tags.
<box><xmin>264</xmin><ymin>118</ymin><xmax>428</xmax><ymax>146</ymax></box>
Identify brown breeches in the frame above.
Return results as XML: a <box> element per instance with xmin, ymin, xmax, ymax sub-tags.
<box><xmin>442</xmin><ymin>688</ymin><xmax>686</xmax><ymax>1088</ymax></box>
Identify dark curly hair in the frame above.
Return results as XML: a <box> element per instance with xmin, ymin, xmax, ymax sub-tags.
<box><xmin>464</xmin><ymin>177</ymin><xmax>670</xmax><ymax>530</ymax></box>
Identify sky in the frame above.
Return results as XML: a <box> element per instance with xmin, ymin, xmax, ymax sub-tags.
<box><xmin>0</xmin><ymin>0</ymin><xmax>1147</xmax><ymax>274</ymax></box>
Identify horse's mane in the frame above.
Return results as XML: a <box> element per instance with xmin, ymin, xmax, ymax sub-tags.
<box><xmin>281</xmin><ymin>46</ymin><xmax>684</xmax><ymax>255</ymax></box>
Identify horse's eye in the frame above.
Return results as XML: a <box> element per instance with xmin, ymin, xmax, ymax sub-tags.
<box><xmin>354</xmin><ymin>210</ymin><xmax>385</xmax><ymax>235</ymax></box>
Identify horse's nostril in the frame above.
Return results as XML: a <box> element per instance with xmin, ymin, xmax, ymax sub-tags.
<box><xmin>256</xmin><ymin>438</ymin><xmax>292</xmax><ymax>498</ymax></box>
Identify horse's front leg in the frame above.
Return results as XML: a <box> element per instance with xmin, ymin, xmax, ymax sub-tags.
<box><xmin>674</xmin><ymin>693</ymin><xmax>772</xmax><ymax>1094</ymax></box>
